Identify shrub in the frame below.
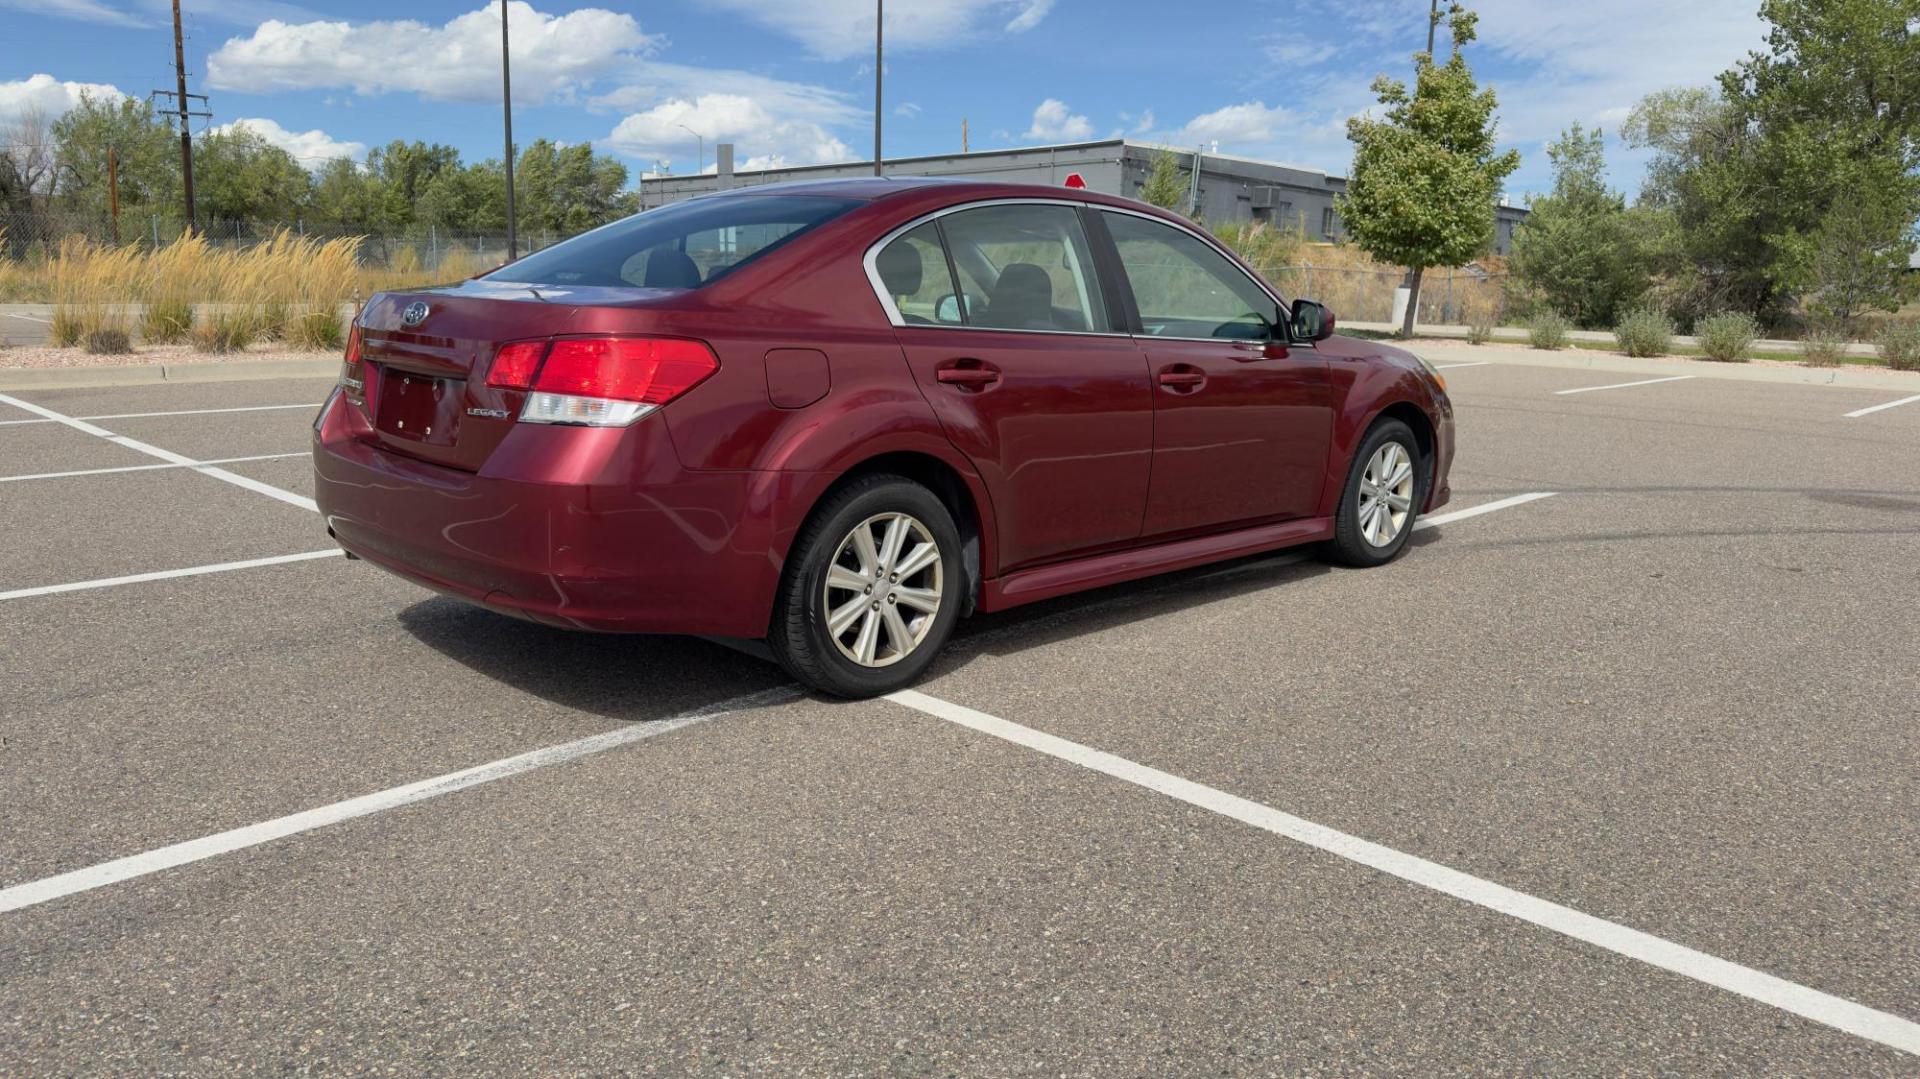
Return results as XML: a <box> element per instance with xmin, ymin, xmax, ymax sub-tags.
<box><xmin>1695</xmin><ymin>311</ymin><xmax>1758</xmax><ymax>363</ymax></box>
<box><xmin>83</xmin><ymin>327</ymin><xmax>132</xmax><ymax>355</ymax></box>
<box><xmin>141</xmin><ymin>298</ymin><xmax>195</xmax><ymax>344</ymax></box>
<box><xmin>1875</xmin><ymin>319</ymin><xmax>1920</xmax><ymax>372</ymax></box>
<box><xmin>287</xmin><ymin>308</ymin><xmax>345</xmax><ymax>351</ymax></box>
<box><xmin>192</xmin><ymin>310</ymin><xmax>258</xmax><ymax>353</ymax></box>
<box><xmin>1613</xmin><ymin>307</ymin><xmax>1674</xmax><ymax>357</ymax></box>
<box><xmin>1527</xmin><ymin>310</ymin><xmax>1570</xmax><ymax>350</ymax></box>
<box><xmin>50</xmin><ymin>308</ymin><xmax>84</xmax><ymax>348</ymax></box>
<box><xmin>1799</xmin><ymin>328</ymin><xmax>1848</xmax><ymax>368</ymax></box>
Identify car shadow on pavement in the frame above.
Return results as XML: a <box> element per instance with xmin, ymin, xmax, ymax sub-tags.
<box><xmin>396</xmin><ymin>597</ymin><xmax>790</xmax><ymax>723</ymax></box>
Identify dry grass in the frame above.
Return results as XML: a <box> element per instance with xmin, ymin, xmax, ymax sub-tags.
<box><xmin>1</xmin><ymin>230</ymin><xmax>482</xmax><ymax>358</ymax></box>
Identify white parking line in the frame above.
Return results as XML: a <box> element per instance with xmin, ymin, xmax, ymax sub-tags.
<box><xmin>0</xmin><ymin>451</ymin><xmax>309</xmax><ymax>484</ymax></box>
<box><xmin>0</xmin><ymin>686</ymin><xmax>797</xmax><ymax>914</ymax></box>
<box><xmin>1434</xmin><ymin>361</ymin><xmax>1491</xmax><ymax>370</ymax></box>
<box><xmin>1843</xmin><ymin>393</ymin><xmax>1920</xmax><ymax>419</ymax></box>
<box><xmin>1415</xmin><ymin>491</ymin><xmax>1557</xmax><ymax>529</ymax></box>
<box><xmin>1555</xmin><ymin>375</ymin><xmax>1696</xmax><ymax>396</ymax></box>
<box><xmin>884</xmin><ymin>690</ymin><xmax>1920</xmax><ymax>1057</ymax></box>
<box><xmin>0</xmin><ymin>550</ymin><xmax>344</xmax><ymax>602</ymax></box>
<box><xmin>0</xmin><ymin>392</ymin><xmax>316</xmax><ymax>512</ymax></box>
<box><xmin>0</xmin><ymin>402</ymin><xmax>322</xmax><ymax>428</ymax></box>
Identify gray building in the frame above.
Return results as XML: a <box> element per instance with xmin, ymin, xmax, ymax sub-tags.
<box><xmin>639</xmin><ymin>138</ymin><xmax>1530</xmax><ymax>255</ymax></box>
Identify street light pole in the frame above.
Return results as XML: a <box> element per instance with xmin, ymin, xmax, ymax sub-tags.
<box><xmin>873</xmin><ymin>0</ymin><xmax>883</xmax><ymax>176</ymax></box>
<box><xmin>675</xmin><ymin>123</ymin><xmax>704</xmax><ymax>174</ymax></box>
<box><xmin>501</xmin><ymin>0</ymin><xmax>518</xmax><ymax>261</ymax></box>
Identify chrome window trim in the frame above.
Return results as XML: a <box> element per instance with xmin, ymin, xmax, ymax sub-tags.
<box><xmin>862</xmin><ymin>196</ymin><xmax>1311</xmax><ymax>347</ymax></box>
<box><xmin>862</xmin><ymin>198</ymin><xmax>1133</xmax><ymax>339</ymax></box>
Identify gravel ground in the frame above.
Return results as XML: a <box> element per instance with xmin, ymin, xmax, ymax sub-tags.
<box><xmin>0</xmin><ymin>342</ymin><xmax>338</xmax><ymax>370</ymax></box>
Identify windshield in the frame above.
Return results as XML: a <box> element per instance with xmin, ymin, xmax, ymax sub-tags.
<box><xmin>486</xmin><ymin>195</ymin><xmax>861</xmax><ymax>290</ymax></box>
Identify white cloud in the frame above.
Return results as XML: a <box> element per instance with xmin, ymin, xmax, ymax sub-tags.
<box><xmin>211</xmin><ymin>117</ymin><xmax>366</xmax><ymax>167</ymax></box>
<box><xmin>894</xmin><ymin>101</ymin><xmax>922</xmax><ymax>119</ymax></box>
<box><xmin>603</xmin><ymin>94</ymin><xmax>852</xmax><ymax>168</ymax></box>
<box><xmin>0</xmin><ymin>0</ymin><xmax>148</xmax><ymax>26</ymax></box>
<box><xmin>698</xmin><ymin>0</ymin><xmax>1055</xmax><ymax>60</ymax></box>
<box><xmin>0</xmin><ymin>73</ymin><xmax>130</xmax><ymax>124</ymax></box>
<box><xmin>1176</xmin><ymin>101</ymin><xmax>1300</xmax><ymax>145</ymax></box>
<box><xmin>206</xmin><ymin>2</ymin><xmax>657</xmax><ymax>104</ymax></box>
<box><xmin>1022</xmin><ymin>98</ymin><xmax>1092</xmax><ymax>142</ymax></box>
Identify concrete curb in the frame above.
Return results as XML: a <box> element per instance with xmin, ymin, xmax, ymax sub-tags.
<box><xmin>1407</xmin><ymin>341</ymin><xmax>1920</xmax><ymax>392</ymax></box>
<box><xmin>0</xmin><ymin>357</ymin><xmax>337</xmax><ymax>391</ymax></box>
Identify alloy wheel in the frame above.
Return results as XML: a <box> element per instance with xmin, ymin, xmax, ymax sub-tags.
<box><xmin>1357</xmin><ymin>441</ymin><xmax>1415</xmax><ymax>547</ymax></box>
<box><xmin>822</xmin><ymin>512</ymin><xmax>944</xmax><ymax>667</ymax></box>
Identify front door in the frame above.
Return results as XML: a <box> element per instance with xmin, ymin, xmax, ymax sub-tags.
<box><xmin>877</xmin><ymin>205</ymin><xmax>1154</xmax><ymax>571</ymax></box>
<box><xmin>1096</xmin><ymin>209</ymin><xmax>1332</xmax><ymax>538</ymax></box>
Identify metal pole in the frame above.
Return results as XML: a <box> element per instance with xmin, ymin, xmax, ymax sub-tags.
<box><xmin>873</xmin><ymin>0</ymin><xmax>883</xmax><ymax>176</ymax></box>
<box><xmin>674</xmin><ymin>124</ymin><xmax>703</xmax><ymax>174</ymax></box>
<box><xmin>108</xmin><ymin>147</ymin><xmax>120</xmax><ymax>244</ymax></box>
<box><xmin>501</xmin><ymin>0</ymin><xmax>518</xmax><ymax>261</ymax></box>
<box><xmin>1426</xmin><ymin>0</ymin><xmax>1439</xmax><ymax>55</ymax></box>
<box><xmin>171</xmin><ymin>0</ymin><xmax>196</xmax><ymax>232</ymax></box>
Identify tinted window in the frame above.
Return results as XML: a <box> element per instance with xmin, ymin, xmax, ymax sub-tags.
<box><xmin>1101</xmin><ymin>211</ymin><xmax>1280</xmax><ymax>340</ymax></box>
<box><xmin>488</xmin><ymin>195</ymin><xmax>859</xmax><ymax>290</ymax></box>
<box><xmin>940</xmin><ymin>204</ymin><xmax>1107</xmax><ymax>333</ymax></box>
<box><xmin>874</xmin><ymin>223</ymin><xmax>963</xmax><ymax>325</ymax></box>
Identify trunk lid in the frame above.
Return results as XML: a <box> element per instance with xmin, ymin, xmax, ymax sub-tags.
<box><xmin>355</xmin><ymin>281</ymin><xmax>677</xmax><ymax>472</ymax></box>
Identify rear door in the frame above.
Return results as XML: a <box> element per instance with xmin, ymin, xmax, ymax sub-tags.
<box><xmin>1093</xmin><ymin>208</ymin><xmax>1332</xmax><ymax>537</ymax></box>
<box><xmin>879</xmin><ymin>203</ymin><xmax>1153</xmax><ymax>571</ymax></box>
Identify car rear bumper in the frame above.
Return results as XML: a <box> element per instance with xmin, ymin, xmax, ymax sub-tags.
<box><xmin>313</xmin><ymin>397</ymin><xmax>785</xmax><ymax>637</ymax></box>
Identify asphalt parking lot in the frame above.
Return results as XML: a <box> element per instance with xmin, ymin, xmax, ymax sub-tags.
<box><xmin>2</xmin><ymin>358</ymin><xmax>1918</xmax><ymax>1074</ymax></box>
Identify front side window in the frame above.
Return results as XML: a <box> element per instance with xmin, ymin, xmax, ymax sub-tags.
<box><xmin>488</xmin><ymin>195</ymin><xmax>860</xmax><ymax>290</ymax></box>
<box><xmin>873</xmin><ymin>223</ymin><xmax>963</xmax><ymax>325</ymax></box>
<box><xmin>1101</xmin><ymin>211</ymin><xmax>1281</xmax><ymax>340</ymax></box>
<box><xmin>938</xmin><ymin>204</ymin><xmax>1107</xmax><ymax>333</ymax></box>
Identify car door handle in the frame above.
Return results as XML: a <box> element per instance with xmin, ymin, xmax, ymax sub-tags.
<box><xmin>936</xmin><ymin>363</ymin><xmax>1000</xmax><ymax>388</ymax></box>
<box><xmin>1157</xmin><ymin>367</ymin><xmax>1205</xmax><ymax>391</ymax></box>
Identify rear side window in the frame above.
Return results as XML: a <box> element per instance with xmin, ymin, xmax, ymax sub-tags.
<box><xmin>488</xmin><ymin>195</ymin><xmax>860</xmax><ymax>290</ymax></box>
<box><xmin>873</xmin><ymin>223</ymin><xmax>963</xmax><ymax>325</ymax></box>
<box><xmin>939</xmin><ymin>204</ymin><xmax>1108</xmax><ymax>333</ymax></box>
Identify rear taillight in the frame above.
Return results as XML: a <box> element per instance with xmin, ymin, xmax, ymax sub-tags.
<box><xmin>486</xmin><ymin>336</ymin><xmax>719</xmax><ymax>428</ymax></box>
<box><xmin>340</xmin><ymin>324</ymin><xmax>365</xmax><ymax>394</ymax></box>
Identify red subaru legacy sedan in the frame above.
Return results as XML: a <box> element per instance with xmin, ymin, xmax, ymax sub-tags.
<box><xmin>314</xmin><ymin>177</ymin><xmax>1453</xmax><ymax>697</ymax></box>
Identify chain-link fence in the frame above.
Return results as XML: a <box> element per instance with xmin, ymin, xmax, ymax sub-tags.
<box><xmin>0</xmin><ymin>211</ymin><xmax>563</xmax><ymax>271</ymax></box>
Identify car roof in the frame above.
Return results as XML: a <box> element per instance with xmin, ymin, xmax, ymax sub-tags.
<box><xmin>699</xmin><ymin>175</ymin><xmax>1152</xmax><ymax>212</ymax></box>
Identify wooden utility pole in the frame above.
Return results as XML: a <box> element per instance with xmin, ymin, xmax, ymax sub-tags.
<box><xmin>872</xmin><ymin>0</ymin><xmax>883</xmax><ymax>176</ymax></box>
<box><xmin>501</xmin><ymin>0</ymin><xmax>518</xmax><ymax>261</ymax></box>
<box><xmin>171</xmin><ymin>0</ymin><xmax>197</xmax><ymax>232</ymax></box>
<box><xmin>108</xmin><ymin>148</ymin><xmax>120</xmax><ymax>244</ymax></box>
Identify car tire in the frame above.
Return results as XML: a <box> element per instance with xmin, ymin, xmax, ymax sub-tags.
<box><xmin>769</xmin><ymin>475</ymin><xmax>965</xmax><ymax>699</ymax></box>
<box><xmin>1326</xmin><ymin>418</ymin><xmax>1426</xmax><ymax>568</ymax></box>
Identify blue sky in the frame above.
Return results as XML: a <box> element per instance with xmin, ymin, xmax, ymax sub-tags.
<box><xmin>1</xmin><ymin>0</ymin><xmax>1772</xmax><ymax>200</ymax></box>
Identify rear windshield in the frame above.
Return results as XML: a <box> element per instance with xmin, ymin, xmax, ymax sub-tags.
<box><xmin>486</xmin><ymin>194</ymin><xmax>861</xmax><ymax>290</ymax></box>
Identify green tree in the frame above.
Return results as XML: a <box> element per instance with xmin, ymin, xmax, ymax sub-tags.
<box><xmin>417</xmin><ymin>161</ymin><xmax>507</xmax><ymax>232</ymax></box>
<box><xmin>1509</xmin><ymin>124</ymin><xmax>1656</xmax><ymax>327</ymax></box>
<box><xmin>1138</xmin><ymin>150</ymin><xmax>1188</xmax><ymax>212</ymax></box>
<box><xmin>1627</xmin><ymin>0</ymin><xmax>1920</xmax><ymax>326</ymax></box>
<box><xmin>512</xmin><ymin>139</ymin><xmax>635</xmax><ymax>234</ymax></box>
<box><xmin>1337</xmin><ymin>3</ymin><xmax>1519</xmax><ymax>337</ymax></box>
<box><xmin>193</xmin><ymin>126</ymin><xmax>313</xmax><ymax>224</ymax></box>
<box><xmin>307</xmin><ymin>157</ymin><xmax>385</xmax><ymax>231</ymax></box>
<box><xmin>50</xmin><ymin>94</ymin><xmax>178</xmax><ymax>217</ymax></box>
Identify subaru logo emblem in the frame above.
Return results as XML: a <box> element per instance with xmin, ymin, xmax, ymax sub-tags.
<box><xmin>401</xmin><ymin>302</ymin><xmax>430</xmax><ymax>327</ymax></box>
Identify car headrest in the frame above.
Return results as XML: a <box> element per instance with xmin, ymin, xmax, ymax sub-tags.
<box><xmin>876</xmin><ymin>241</ymin><xmax>924</xmax><ymax>297</ymax></box>
<box><xmin>643</xmin><ymin>248</ymin><xmax>702</xmax><ymax>289</ymax></box>
<box><xmin>985</xmin><ymin>262</ymin><xmax>1055</xmax><ymax>328</ymax></box>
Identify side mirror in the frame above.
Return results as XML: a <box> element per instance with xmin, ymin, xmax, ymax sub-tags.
<box><xmin>1290</xmin><ymin>300</ymin><xmax>1336</xmax><ymax>343</ymax></box>
<box><xmin>934</xmin><ymin>292</ymin><xmax>974</xmax><ymax>324</ymax></box>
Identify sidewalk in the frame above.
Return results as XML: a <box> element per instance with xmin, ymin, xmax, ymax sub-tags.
<box><xmin>1406</xmin><ymin>340</ymin><xmax>1920</xmax><ymax>391</ymax></box>
<box><xmin>1346</xmin><ymin>320</ymin><xmax>1881</xmax><ymax>358</ymax></box>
